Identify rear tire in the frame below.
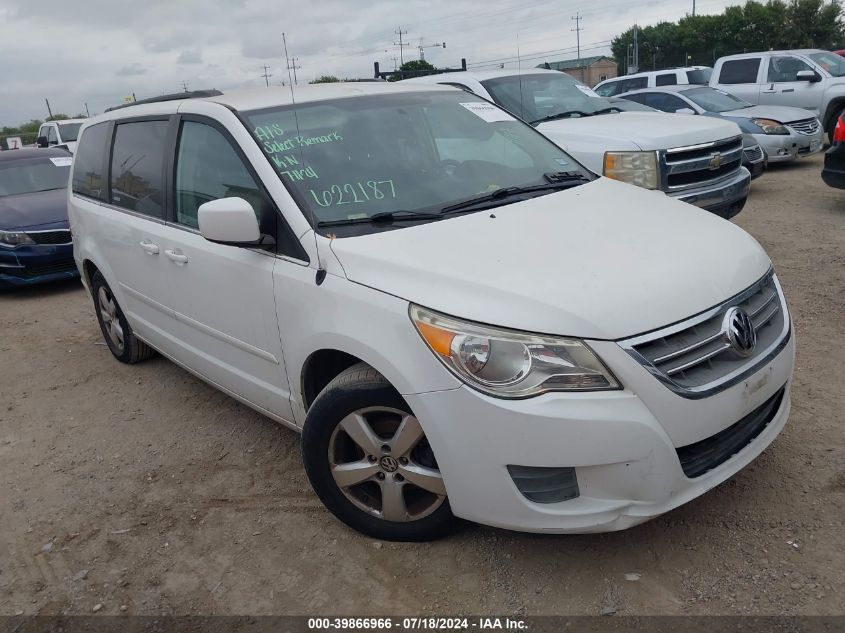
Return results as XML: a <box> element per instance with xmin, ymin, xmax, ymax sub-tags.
<box><xmin>91</xmin><ymin>271</ymin><xmax>155</xmax><ymax>364</ymax></box>
<box><xmin>302</xmin><ymin>363</ymin><xmax>456</xmax><ymax>541</ymax></box>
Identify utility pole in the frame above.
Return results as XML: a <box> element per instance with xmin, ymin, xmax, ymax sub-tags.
<box><xmin>391</xmin><ymin>55</ymin><xmax>399</xmax><ymax>71</ymax></box>
<box><xmin>692</xmin><ymin>0</ymin><xmax>696</xmax><ymax>16</ymax></box>
<box><xmin>261</xmin><ymin>65</ymin><xmax>272</xmax><ymax>87</ymax></box>
<box><xmin>45</xmin><ymin>99</ymin><xmax>53</xmax><ymax>119</ymax></box>
<box><xmin>288</xmin><ymin>56</ymin><xmax>301</xmax><ymax>85</ymax></box>
<box><xmin>394</xmin><ymin>27</ymin><xmax>409</xmax><ymax>66</ymax></box>
<box><xmin>84</xmin><ymin>102</ymin><xmax>90</xmax><ymax>117</ymax></box>
<box><xmin>571</xmin><ymin>13</ymin><xmax>584</xmax><ymax>82</ymax></box>
<box><xmin>180</xmin><ymin>81</ymin><xmax>189</xmax><ymax>92</ymax></box>
<box><xmin>631</xmin><ymin>24</ymin><xmax>639</xmax><ymax>74</ymax></box>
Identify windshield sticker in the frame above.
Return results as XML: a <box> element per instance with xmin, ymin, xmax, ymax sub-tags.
<box><xmin>49</xmin><ymin>157</ymin><xmax>72</xmax><ymax>167</ymax></box>
<box><xmin>459</xmin><ymin>102</ymin><xmax>515</xmax><ymax>122</ymax></box>
<box><xmin>575</xmin><ymin>85</ymin><xmax>600</xmax><ymax>98</ymax></box>
<box><xmin>309</xmin><ymin>180</ymin><xmax>397</xmax><ymax>207</ymax></box>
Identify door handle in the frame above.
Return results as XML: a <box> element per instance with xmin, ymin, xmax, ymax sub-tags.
<box><xmin>164</xmin><ymin>249</ymin><xmax>189</xmax><ymax>265</ymax></box>
<box><xmin>761</xmin><ymin>88</ymin><xmax>776</xmax><ymax>93</ymax></box>
<box><xmin>139</xmin><ymin>240</ymin><xmax>159</xmax><ymax>255</ymax></box>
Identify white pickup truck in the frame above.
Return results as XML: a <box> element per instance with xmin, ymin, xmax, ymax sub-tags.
<box><xmin>406</xmin><ymin>69</ymin><xmax>751</xmax><ymax>219</ymax></box>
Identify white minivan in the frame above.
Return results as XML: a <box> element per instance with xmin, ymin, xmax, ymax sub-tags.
<box><xmin>70</xmin><ymin>84</ymin><xmax>794</xmax><ymax>541</ymax></box>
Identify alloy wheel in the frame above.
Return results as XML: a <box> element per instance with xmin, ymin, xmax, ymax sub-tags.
<box><xmin>98</xmin><ymin>286</ymin><xmax>124</xmax><ymax>352</ymax></box>
<box><xmin>328</xmin><ymin>407</ymin><xmax>446</xmax><ymax>522</ymax></box>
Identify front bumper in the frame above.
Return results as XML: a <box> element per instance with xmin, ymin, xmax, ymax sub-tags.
<box><xmin>755</xmin><ymin>129</ymin><xmax>823</xmax><ymax>163</ymax></box>
<box><xmin>0</xmin><ymin>243</ymin><xmax>79</xmax><ymax>287</ymax></box>
<box><xmin>406</xmin><ymin>331</ymin><xmax>794</xmax><ymax>534</ymax></box>
<box><xmin>668</xmin><ymin>166</ymin><xmax>751</xmax><ymax>219</ymax></box>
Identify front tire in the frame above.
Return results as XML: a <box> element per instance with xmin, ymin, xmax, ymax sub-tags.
<box><xmin>91</xmin><ymin>271</ymin><xmax>155</xmax><ymax>364</ymax></box>
<box><xmin>302</xmin><ymin>363</ymin><xmax>456</xmax><ymax>541</ymax></box>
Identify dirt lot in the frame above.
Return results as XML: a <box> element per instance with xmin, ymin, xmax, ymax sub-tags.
<box><xmin>1</xmin><ymin>154</ymin><xmax>843</xmax><ymax>617</ymax></box>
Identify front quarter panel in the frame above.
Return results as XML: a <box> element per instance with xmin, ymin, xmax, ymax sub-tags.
<box><xmin>272</xmin><ymin>259</ymin><xmax>461</xmax><ymax>427</ymax></box>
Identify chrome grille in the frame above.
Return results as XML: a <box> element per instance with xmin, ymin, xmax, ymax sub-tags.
<box><xmin>26</xmin><ymin>229</ymin><xmax>72</xmax><ymax>245</ymax></box>
<box><xmin>787</xmin><ymin>118</ymin><xmax>821</xmax><ymax>135</ymax></box>
<box><xmin>663</xmin><ymin>136</ymin><xmax>743</xmax><ymax>191</ymax></box>
<box><xmin>619</xmin><ymin>271</ymin><xmax>790</xmax><ymax>399</ymax></box>
<box><xmin>743</xmin><ymin>145</ymin><xmax>764</xmax><ymax>163</ymax></box>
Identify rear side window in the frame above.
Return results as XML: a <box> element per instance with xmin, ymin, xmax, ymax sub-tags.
<box><xmin>686</xmin><ymin>68</ymin><xmax>712</xmax><ymax>84</ymax></box>
<box><xmin>72</xmin><ymin>122</ymin><xmax>110</xmax><ymax>200</ymax></box>
<box><xmin>110</xmin><ymin>120</ymin><xmax>167</xmax><ymax>218</ymax></box>
<box><xmin>655</xmin><ymin>73</ymin><xmax>677</xmax><ymax>86</ymax></box>
<box><xmin>643</xmin><ymin>93</ymin><xmax>688</xmax><ymax>112</ymax></box>
<box><xmin>718</xmin><ymin>59</ymin><xmax>761</xmax><ymax>84</ymax></box>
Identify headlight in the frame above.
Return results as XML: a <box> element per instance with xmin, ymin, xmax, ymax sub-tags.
<box><xmin>751</xmin><ymin>118</ymin><xmax>788</xmax><ymax>135</ymax></box>
<box><xmin>410</xmin><ymin>305</ymin><xmax>621</xmax><ymax>398</ymax></box>
<box><xmin>603</xmin><ymin>151</ymin><xmax>659</xmax><ymax>189</ymax></box>
<box><xmin>0</xmin><ymin>230</ymin><xmax>35</xmax><ymax>248</ymax></box>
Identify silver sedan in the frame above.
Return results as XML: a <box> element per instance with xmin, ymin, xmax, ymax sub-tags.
<box><xmin>618</xmin><ymin>85</ymin><xmax>824</xmax><ymax>163</ymax></box>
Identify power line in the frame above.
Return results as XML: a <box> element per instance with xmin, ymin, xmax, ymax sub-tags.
<box><xmin>467</xmin><ymin>39</ymin><xmax>612</xmax><ymax>68</ymax></box>
<box><xmin>261</xmin><ymin>64</ymin><xmax>272</xmax><ymax>87</ymax></box>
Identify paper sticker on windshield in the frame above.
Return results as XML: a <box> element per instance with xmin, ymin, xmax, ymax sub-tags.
<box><xmin>575</xmin><ymin>85</ymin><xmax>600</xmax><ymax>98</ymax></box>
<box><xmin>49</xmin><ymin>157</ymin><xmax>72</xmax><ymax>167</ymax></box>
<box><xmin>460</xmin><ymin>102</ymin><xmax>515</xmax><ymax>122</ymax></box>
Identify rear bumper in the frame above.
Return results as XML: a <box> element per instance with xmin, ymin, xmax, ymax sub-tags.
<box><xmin>821</xmin><ymin>143</ymin><xmax>845</xmax><ymax>189</ymax></box>
<box><xmin>669</xmin><ymin>167</ymin><xmax>751</xmax><ymax>219</ymax></box>
<box><xmin>0</xmin><ymin>243</ymin><xmax>79</xmax><ymax>287</ymax></box>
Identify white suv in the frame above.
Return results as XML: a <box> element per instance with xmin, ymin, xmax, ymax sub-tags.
<box><xmin>594</xmin><ymin>67</ymin><xmax>713</xmax><ymax>96</ymax></box>
<box><xmin>70</xmin><ymin>84</ymin><xmax>794</xmax><ymax>541</ymax></box>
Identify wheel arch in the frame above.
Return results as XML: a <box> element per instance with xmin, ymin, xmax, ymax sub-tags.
<box><xmin>823</xmin><ymin>97</ymin><xmax>845</xmax><ymax>136</ymax></box>
<box><xmin>300</xmin><ymin>349</ymin><xmax>367</xmax><ymax>411</ymax></box>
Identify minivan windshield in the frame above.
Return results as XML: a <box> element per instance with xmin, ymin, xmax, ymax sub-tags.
<box><xmin>480</xmin><ymin>73</ymin><xmax>620</xmax><ymax>124</ymax></box>
<box><xmin>243</xmin><ymin>91</ymin><xmax>589</xmax><ymax>233</ymax></box>
<box><xmin>57</xmin><ymin>122</ymin><xmax>82</xmax><ymax>142</ymax></box>
<box><xmin>682</xmin><ymin>87</ymin><xmax>751</xmax><ymax>112</ymax></box>
<box><xmin>808</xmin><ymin>51</ymin><xmax>845</xmax><ymax>77</ymax></box>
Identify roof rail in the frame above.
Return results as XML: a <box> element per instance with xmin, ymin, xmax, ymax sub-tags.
<box><xmin>105</xmin><ymin>89</ymin><xmax>223</xmax><ymax>112</ymax></box>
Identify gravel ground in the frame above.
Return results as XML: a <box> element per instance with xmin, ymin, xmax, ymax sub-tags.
<box><xmin>0</xmin><ymin>153</ymin><xmax>843</xmax><ymax>616</ymax></box>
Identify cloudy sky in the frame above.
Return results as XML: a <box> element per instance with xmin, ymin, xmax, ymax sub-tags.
<box><xmin>1</xmin><ymin>0</ymin><xmax>739</xmax><ymax>127</ymax></box>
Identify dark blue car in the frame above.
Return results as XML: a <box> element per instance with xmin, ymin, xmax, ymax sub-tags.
<box><xmin>0</xmin><ymin>147</ymin><xmax>79</xmax><ymax>288</ymax></box>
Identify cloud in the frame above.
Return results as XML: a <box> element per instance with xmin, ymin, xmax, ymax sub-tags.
<box><xmin>178</xmin><ymin>50</ymin><xmax>203</xmax><ymax>64</ymax></box>
<box><xmin>116</xmin><ymin>63</ymin><xmax>147</xmax><ymax>76</ymax></box>
<box><xmin>0</xmin><ymin>0</ymin><xmax>740</xmax><ymax>127</ymax></box>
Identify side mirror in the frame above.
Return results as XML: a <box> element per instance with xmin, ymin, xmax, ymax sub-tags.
<box><xmin>796</xmin><ymin>70</ymin><xmax>821</xmax><ymax>83</ymax></box>
<box><xmin>197</xmin><ymin>197</ymin><xmax>261</xmax><ymax>246</ymax></box>
<box><xmin>36</xmin><ymin>135</ymin><xmax>49</xmax><ymax>147</ymax></box>
<box><xmin>676</xmin><ymin>108</ymin><xmax>696</xmax><ymax>115</ymax></box>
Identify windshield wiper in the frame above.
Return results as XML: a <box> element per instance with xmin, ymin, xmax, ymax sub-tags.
<box><xmin>531</xmin><ymin>106</ymin><xmax>622</xmax><ymax>125</ymax></box>
<box><xmin>316</xmin><ymin>210</ymin><xmax>443</xmax><ymax>228</ymax></box>
<box><xmin>531</xmin><ymin>110</ymin><xmax>591</xmax><ymax>124</ymax></box>
<box><xmin>439</xmin><ymin>173</ymin><xmax>590</xmax><ymax>214</ymax></box>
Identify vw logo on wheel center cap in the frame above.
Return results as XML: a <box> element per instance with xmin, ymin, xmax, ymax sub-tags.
<box><xmin>722</xmin><ymin>307</ymin><xmax>757</xmax><ymax>358</ymax></box>
<box><xmin>379</xmin><ymin>456</ymin><xmax>399</xmax><ymax>472</ymax></box>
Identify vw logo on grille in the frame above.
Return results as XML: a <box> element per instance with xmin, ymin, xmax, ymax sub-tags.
<box><xmin>379</xmin><ymin>456</ymin><xmax>399</xmax><ymax>472</ymax></box>
<box><xmin>708</xmin><ymin>152</ymin><xmax>724</xmax><ymax>170</ymax></box>
<box><xmin>722</xmin><ymin>307</ymin><xmax>757</xmax><ymax>358</ymax></box>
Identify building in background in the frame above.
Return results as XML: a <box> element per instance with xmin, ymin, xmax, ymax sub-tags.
<box><xmin>538</xmin><ymin>55</ymin><xmax>618</xmax><ymax>87</ymax></box>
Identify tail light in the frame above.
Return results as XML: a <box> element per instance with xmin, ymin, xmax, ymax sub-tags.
<box><xmin>834</xmin><ymin>115</ymin><xmax>845</xmax><ymax>143</ymax></box>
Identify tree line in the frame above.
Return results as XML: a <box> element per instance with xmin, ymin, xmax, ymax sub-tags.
<box><xmin>611</xmin><ymin>0</ymin><xmax>844</xmax><ymax>72</ymax></box>
<box><xmin>2</xmin><ymin>114</ymin><xmax>85</xmax><ymax>139</ymax></box>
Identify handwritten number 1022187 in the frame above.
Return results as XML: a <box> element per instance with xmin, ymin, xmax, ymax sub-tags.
<box><xmin>309</xmin><ymin>180</ymin><xmax>396</xmax><ymax>207</ymax></box>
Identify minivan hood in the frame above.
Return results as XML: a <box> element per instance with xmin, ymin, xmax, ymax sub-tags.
<box><xmin>329</xmin><ymin>178</ymin><xmax>771</xmax><ymax>340</ymax></box>
<box><xmin>536</xmin><ymin>111</ymin><xmax>742</xmax><ymax>151</ymax></box>
<box><xmin>720</xmin><ymin>105</ymin><xmax>816</xmax><ymax>124</ymax></box>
